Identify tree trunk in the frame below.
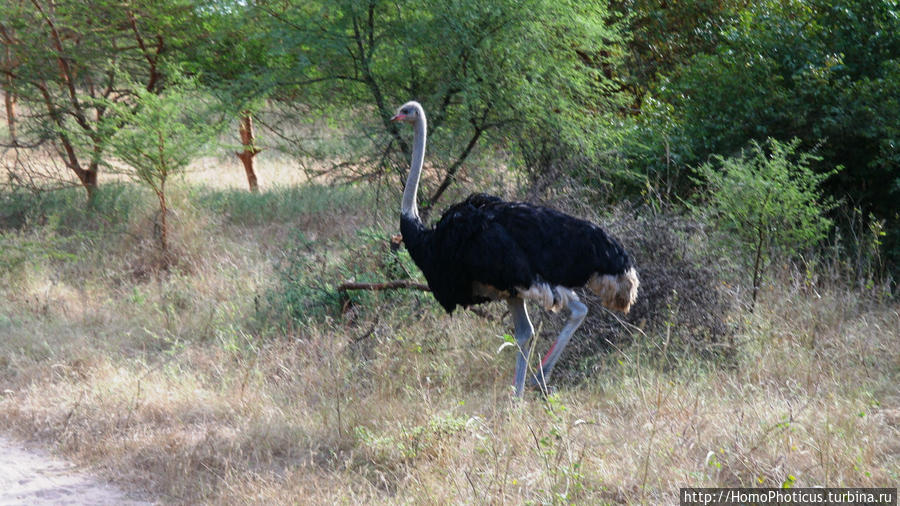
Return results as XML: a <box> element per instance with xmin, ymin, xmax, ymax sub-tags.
<box><xmin>236</xmin><ymin>111</ymin><xmax>260</xmax><ymax>192</ymax></box>
<box><xmin>76</xmin><ymin>165</ymin><xmax>99</xmax><ymax>203</ymax></box>
<box><xmin>4</xmin><ymin>88</ymin><xmax>16</xmax><ymax>143</ymax></box>
<box><xmin>751</xmin><ymin>226</ymin><xmax>765</xmax><ymax>311</ymax></box>
<box><xmin>157</xmin><ymin>185</ymin><xmax>168</xmax><ymax>257</ymax></box>
<box><xmin>3</xmin><ymin>41</ymin><xmax>16</xmax><ymax>144</ymax></box>
<box><xmin>35</xmin><ymin>82</ymin><xmax>100</xmax><ymax>201</ymax></box>
<box><xmin>337</xmin><ymin>280</ymin><xmax>430</xmax><ymax>292</ymax></box>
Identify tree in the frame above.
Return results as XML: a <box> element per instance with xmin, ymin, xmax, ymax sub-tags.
<box><xmin>183</xmin><ymin>2</ymin><xmax>297</xmax><ymax>193</ymax></box>
<box><xmin>611</xmin><ymin>0</ymin><xmax>742</xmax><ymax>109</ymax></box>
<box><xmin>693</xmin><ymin>138</ymin><xmax>838</xmax><ymax>307</ymax></box>
<box><xmin>259</xmin><ymin>0</ymin><xmax>627</xmax><ymax>213</ymax></box>
<box><xmin>106</xmin><ymin>73</ymin><xmax>222</xmax><ymax>260</ymax></box>
<box><xmin>0</xmin><ymin>0</ymin><xmax>201</xmax><ymax>200</ymax></box>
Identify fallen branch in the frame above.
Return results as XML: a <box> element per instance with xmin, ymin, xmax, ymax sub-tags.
<box><xmin>337</xmin><ymin>280</ymin><xmax>430</xmax><ymax>293</ymax></box>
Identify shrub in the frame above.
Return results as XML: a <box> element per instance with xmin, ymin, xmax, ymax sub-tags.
<box><xmin>542</xmin><ymin>205</ymin><xmax>738</xmax><ymax>385</ymax></box>
<box><xmin>257</xmin><ymin>231</ymin><xmax>337</xmax><ymax>329</ymax></box>
<box><xmin>258</xmin><ymin>227</ymin><xmax>425</xmax><ymax>331</ymax></box>
<box><xmin>106</xmin><ymin>71</ymin><xmax>224</xmax><ymax>260</ymax></box>
<box><xmin>691</xmin><ymin>138</ymin><xmax>838</xmax><ymax>306</ymax></box>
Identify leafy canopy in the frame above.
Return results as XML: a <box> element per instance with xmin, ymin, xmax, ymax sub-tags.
<box><xmin>258</xmin><ymin>0</ymin><xmax>627</xmax><ymax>204</ymax></box>
<box><xmin>659</xmin><ymin>0</ymin><xmax>899</xmax><ymax>263</ymax></box>
<box><xmin>106</xmin><ymin>72</ymin><xmax>223</xmax><ymax>194</ymax></box>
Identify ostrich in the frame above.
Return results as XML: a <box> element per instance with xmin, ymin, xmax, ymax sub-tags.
<box><xmin>392</xmin><ymin>101</ymin><xmax>639</xmax><ymax>397</ymax></box>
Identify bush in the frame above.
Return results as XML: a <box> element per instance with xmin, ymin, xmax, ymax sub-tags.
<box><xmin>540</xmin><ymin>205</ymin><xmax>738</xmax><ymax>385</ymax></box>
<box><xmin>259</xmin><ymin>231</ymin><xmax>341</xmax><ymax>329</ymax></box>
<box><xmin>258</xmin><ymin>227</ymin><xmax>426</xmax><ymax>331</ymax></box>
<box><xmin>691</xmin><ymin>138</ymin><xmax>837</xmax><ymax>306</ymax></box>
<box><xmin>656</xmin><ymin>0</ymin><xmax>900</xmax><ymax>274</ymax></box>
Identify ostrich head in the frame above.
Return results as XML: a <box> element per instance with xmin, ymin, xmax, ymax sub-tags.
<box><xmin>391</xmin><ymin>101</ymin><xmax>423</xmax><ymax>123</ymax></box>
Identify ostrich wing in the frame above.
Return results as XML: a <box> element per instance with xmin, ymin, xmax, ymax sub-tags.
<box><xmin>415</xmin><ymin>198</ymin><xmax>536</xmax><ymax>313</ymax></box>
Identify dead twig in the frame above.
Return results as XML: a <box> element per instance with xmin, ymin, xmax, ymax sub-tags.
<box><xmin>337</xmin><ymin>280</ymin><xmax>430</xmax><ymax>293</ymax></box>
<box><xmin>337</xmin><ymin>279</ymin><xmax>431</xmax><ymax>315</ymax></box>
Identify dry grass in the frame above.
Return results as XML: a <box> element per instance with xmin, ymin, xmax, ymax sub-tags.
<box><xmin>3</xmin><ymin>140</ymin><xmax>318</xmax><ymax>194</ymax></box>
<box><xmin>0</xmin><ymin>169</ymin><xmax>898</xmax><ymax>504</ymax></box>
<box><xmin>184</xmin><ymin>151</ymin><xmax>314</xmax><ymax>190</ymax></box>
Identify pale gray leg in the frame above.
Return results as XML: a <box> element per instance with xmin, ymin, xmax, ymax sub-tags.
<box><xmin>508</xmin><ymin>297</ymin><xmax>534</xmax><ymax>397</ymax></box>
<box><xmin>532</xmin><ymin>298</ymin><xmax>587</xmax><ymax>390</ymax></box>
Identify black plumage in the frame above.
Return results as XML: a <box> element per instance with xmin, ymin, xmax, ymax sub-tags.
<box><xmin>401</xmin><ymin>193</ymin><xmax>634</xmax><ymax>313</ymax></box>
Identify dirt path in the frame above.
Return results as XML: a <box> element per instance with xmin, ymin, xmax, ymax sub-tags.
<box><xmin>0</xmin><ymin>437</ymin><xmax>150</xmax><ymax>505</ymax></box>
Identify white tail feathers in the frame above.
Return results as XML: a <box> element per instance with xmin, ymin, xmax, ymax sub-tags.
<box><xmin>587</xmin><ymin>267</ymin><xmax>639</xmax><ymax>314</ymax></box>
<box><xmin>514</xmin><ymin>268</ymin><xmax>638</xmax><ymax>314</ymax></box>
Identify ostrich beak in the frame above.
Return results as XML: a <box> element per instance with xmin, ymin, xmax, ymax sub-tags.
<box><xmin>390</xmin><ymin>113</ymin><xmax>405</xmax><ymax>122</ymax></box>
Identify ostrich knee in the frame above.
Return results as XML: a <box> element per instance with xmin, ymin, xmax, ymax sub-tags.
<box><xmin>534</xmin><ymin>298</ymin><xmax>588</xmax><ymax>389</ymax></box>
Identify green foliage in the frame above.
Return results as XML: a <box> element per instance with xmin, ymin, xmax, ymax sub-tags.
<box><xmin>0</xmin><ymin>0</ymin><xmax>204</xmax><ymax>196</ymax></box>
<box><xmin>692</xmin><ymin>138</ymin><xmax>838</xmax><ymax>304</ymax></box>
<box><xmin>104</xmin><ymin>71</ymin><xmax>224</xmax><ymax>256</ymax></box>
<box><xmin>0</xmin><ymin>184</ymin><xmax>147</xmax><ymax>284</ymax></box>
<box><xmin>353</xmin><ymin>412</ymin><xmax>468</xmax><ymax>466</ymax></box>
<box><xmin>261</xmin><ymin>231</ymin><xmax>341</xmax><ymax>327</ymax></box>
<box><xmin>261</xmin><ymin>226</ymin><xmax>425</xmax><ymax>330</ymax></box>
<box><xmin>259</xmin><ymin>0</ymin><xmax>627</xmax><ymax>206</ymax></box>
<box><xmin>184</xmin><ymin>2</ymin><xmax>287</xmax><ymax>105</ymax></box>
<box><xmin>657</xmin><ymin>0</ymin><xmax>900</xmax><ymax>269</ymax></box>
<box><xmin>0</xmin><ymin>184</ymin><xmax>143</xmax><ymax>233</ymax></box>
<box><xmin>4</xmin><ymin>0</ymin><xmax>899</xmax><ymax>279</ymax></box>
<box><xmin>192</xmin><ymin>184</ymin><xmax>372</xmax><ymax>227</ymax></box>
<box><xmin>106</xmin><ymin>73</ymin><xmax>223</xmax><ymax>194</ymax></box>
<box><xmin>0</xmin><ymin>231</ymin><xmax>76</xmax><ymax>282</ymax></box>
<box><xmin>614</xmin><ymin>0</ymin><xmax>742</xmax><ymax>101</ymax></box>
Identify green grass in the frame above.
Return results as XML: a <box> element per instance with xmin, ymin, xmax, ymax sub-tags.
<box><xmin>0</xmin><ymin>183</ymin><xmax>145</xmax><ymax>233</ymax></box>
<box><xmin>191</xmin><ymin>183</ymin><xmax>377</xmax><ymax>227</ymax></box>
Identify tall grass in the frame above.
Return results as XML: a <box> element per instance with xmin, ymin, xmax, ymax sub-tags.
<box><xmin>192</xmin><ymin>183</ymin><xmax>377</xmax><ymax>227</ymax></box>
<box><xmin>1</xmin><ymin>183</ymin><xmax>145</xmax><ymax>234</ymax></box>
<box><xmin>0</xmin><ymin>178</ymin><xmax>897</xmax><ymax>504</ymax></box>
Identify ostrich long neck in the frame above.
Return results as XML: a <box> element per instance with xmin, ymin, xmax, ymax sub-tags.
<box><xmin>401</xmin><ymin>109</ymin><xmax>426</xmax><ymax>220</ymax></box>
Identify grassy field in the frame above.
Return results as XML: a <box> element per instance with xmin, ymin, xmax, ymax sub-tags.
<box><xmin>0</xmin><ymin>165</ymin><xmax>898</xmax><ymax>504</ymax></box>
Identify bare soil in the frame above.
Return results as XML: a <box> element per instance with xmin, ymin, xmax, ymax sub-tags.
<box><xmin>0</xmin><ymin>437</ymin><xmax>150</xmax><ymax>506</ymax></box>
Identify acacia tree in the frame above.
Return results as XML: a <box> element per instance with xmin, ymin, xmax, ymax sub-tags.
<box><xmin>260</xmin><ymin>0</ymin><xmax>627</xmax><ymax>214</ymax></box>
<box><xmin>183</xmin><ymin>3</ymin><xmax>292</xmax><ymax>193</ymax></box>
<box><xmin>107</xmin><ymin>74</ymin><xmax>222</xmax><ymax>259</ymax></box>
<box><xmin>0</xmin><ymin>0</ymin><xmax>199</xmax><ymax>200</ymax></box>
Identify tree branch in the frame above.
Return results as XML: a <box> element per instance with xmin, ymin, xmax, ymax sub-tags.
<box><xmin>337</xmin><ymin>280</ymin><xmax>430</xmax><ymax>293</ymax></box>
<box><xmin>30</xmin><ymin>0</ymin><xmax>91</xmax><ymax>134</ymax></box>
<box><xmin>421</xmin><ymin>106</ymin><xmax>493</xmax><ymax>217</ymax></box>
<box><xmin>127</xmin><ymin>11</ymin><xmax>161</xmax><ymax>92</ymax></box>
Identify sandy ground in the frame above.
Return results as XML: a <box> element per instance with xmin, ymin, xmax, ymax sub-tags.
<box><xmin>0</xmin><ymin>437</ymin><xmax>150</xmax><ymax>505</ymax></box>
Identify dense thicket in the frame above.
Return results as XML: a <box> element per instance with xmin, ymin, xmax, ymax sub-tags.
<box><xmin>653</xmin><ymin>0</ymin><xmax>900</xmax><ymax>267</ymax></box>
<box><xmin>1</xmin><ymin>0</ymin><xmax>898</xmax><ymax>278</ymax></box>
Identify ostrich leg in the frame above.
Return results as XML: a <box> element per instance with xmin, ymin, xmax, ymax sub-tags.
<box><xmin>508</xmin><ymin>297</ymin><xmax>534</xmax><ymax>397</ymax></box>
<box><xmin>532</xmin><ymin>297</ymin><xmax>588</xmax><ymax>390</ymax></box>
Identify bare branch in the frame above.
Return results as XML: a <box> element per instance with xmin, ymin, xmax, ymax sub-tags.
<box><xmin>336</xmin><ymin>280</ymin><xmax>430</xmax><ymax>293</ymax></box>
